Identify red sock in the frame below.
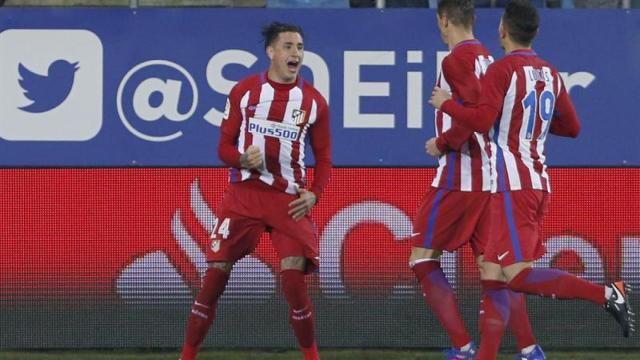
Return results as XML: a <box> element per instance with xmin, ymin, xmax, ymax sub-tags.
<box><xmin>507</xmin><ymin>289</ymin><xmax>536</xmax><ymax>350</ymax></box>
<box><xmin>180</xmin><ymin>268</ymin><xmax>229</xmax><ymax>360</ymax></box>
<box><xmin>412</xmin><ymin>261</ymin><xmax>472</xmax><ymax>349</ymax></box>
<box><xmin>508</xmin><ymin>268</ymin><xmax>605</xmax><ymax>305</ymax></box>
<box><xmin>301</xmin><ymin>343</ymin><xmax>320</xmax><ymax>360</ymax></box>
<box><xmin>281</xmin><ymin>269</ymin><xmax>318</xmax><ymax>360</ymax></box>
<box><xmin>477</xmin><ymin>280</ymin><xmax>510</xmax><ymax>360</ymax></box>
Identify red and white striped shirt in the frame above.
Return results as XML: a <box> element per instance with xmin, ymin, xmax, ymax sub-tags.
<box><xmin>218</xmin><ymin>72</ymin><xmax>332</xmax><ymax>199</ymax></box>
<box><xmin>432</xmin><ymin>40</ymin><xmax>496</xmax><ymax>192</ymax></box>
<box><xmin>441</xmin><ymin>49</ymin><xmax>581</xmax><ymax>193</ymax></box>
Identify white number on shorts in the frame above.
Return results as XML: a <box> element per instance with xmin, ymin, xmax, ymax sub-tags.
<box><xmin>210</xmin><ymin>217</ymin><xmax>231</xmax><ymax>239</ymax></box>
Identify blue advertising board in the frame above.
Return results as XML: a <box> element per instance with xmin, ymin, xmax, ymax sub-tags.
<box><xmin>0</xmin><ymin>8</ymin><xmax>638</xmax><ymax>166</ymax></box>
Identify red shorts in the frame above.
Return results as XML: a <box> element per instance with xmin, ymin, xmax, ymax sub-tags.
<box><xmin>484</xmin><ymin>190</ymin><xmax>549</xmax><ymax>266</ymax></box>
<box><xmin>206</xmin><ymin>180</ymin><xmax>319</xmax><ymax>273</ymax></box>
<box><xmin>411</xmin><ymin>188</ymin><xmax>491</xmax><ymax>256</ymax></box>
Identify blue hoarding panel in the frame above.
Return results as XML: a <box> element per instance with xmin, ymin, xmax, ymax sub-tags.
<box><xmin>0</xmin><ymin>9</ymin><xmax>637</xmax><ymax>166</ymax></box>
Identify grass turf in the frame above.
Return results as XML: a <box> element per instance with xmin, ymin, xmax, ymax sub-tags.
<box><xmin>1</xmin><ymin>350</ymin><xmax>640</xmax><ymax>360</ymax></box>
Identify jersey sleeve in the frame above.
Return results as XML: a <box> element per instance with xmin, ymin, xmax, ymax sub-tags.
<box><xmin>443</xmin><ymin>55</ymin><xmax>482</xmax><ymax>105</ymax></box>
<box><xmin>308</xmin><ymin>96</ymin><xmax>332</xmax><ymax>202</ymax></box>
<box><xmin>436</xmin><ymin>55</ymin><xmax>481</xmax><ymax>151</ymax></box>
<box><xmin>217</xmin><ymin>85</ymin><xmax>244</xmax><ymax>168</ymax></box>
<box><xmin>549</xmin><ymin>75</ymin><xmax>581</xmax><ymax>138</ymax></box>
<box><xmin>440</xmin><ymin>61</ymin><xmax>511</xmax><ymax>133</ymax></box>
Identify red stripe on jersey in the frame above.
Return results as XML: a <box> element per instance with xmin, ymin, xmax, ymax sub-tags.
<box><xmin>453</xmin><ymin>153</ymin><xmax>462</xmax><ymax>190</ymax></box>
<box><xmin>266</xmin><ymin>86</ymin><xmax>289</xmax><ymax>192</ymax></box>
<box><xmin>470</xmin><ymin>140</ymin><xmax>483</xmax><ymax>191</ymax></box>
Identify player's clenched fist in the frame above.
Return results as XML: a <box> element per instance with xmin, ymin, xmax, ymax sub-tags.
<box><xmin>240</xmin><ymin>145</ymin><xmax>263</xmax><ymax>169</ymax></box>
<box><xmin>428</xmin><ymin>86</ymin><xmax>452</xmax><ymax>109</ymax></box>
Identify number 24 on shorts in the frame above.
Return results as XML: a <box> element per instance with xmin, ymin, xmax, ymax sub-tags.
<box><xmin>210</xmin><ymin>217</ymin><xmax>230</xmax><ymax>252</ymax></box>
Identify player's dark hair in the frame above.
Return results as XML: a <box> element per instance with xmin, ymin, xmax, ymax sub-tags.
<box><xmin>437</xmin><ymin>0</ymin><xmax>475</xmax><ymax>30</ymax></box>
<box><xmin>261</xmin><ymin>22</ymin><xmax>304</xmax><ymax>49</ymax></box>
<box><xmin>502</xmin><ymin>0</ymin><xmax>539</xmax><ymax>46</ymax></box>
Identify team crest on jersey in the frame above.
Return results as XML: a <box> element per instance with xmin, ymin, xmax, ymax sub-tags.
<box><xmin>291</xmin><ymin>109</ymin><xmax>306</xmax><ymax>125</ymax></box>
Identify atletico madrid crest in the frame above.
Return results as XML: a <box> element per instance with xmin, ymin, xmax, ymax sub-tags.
<box><xmin>292</xmin><ymin>109</ymin><xmax>306</xmax><ymax>125</ymax></box>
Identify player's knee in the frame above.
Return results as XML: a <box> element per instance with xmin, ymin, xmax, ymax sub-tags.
<box><xmin>503</xmin><ymin>261</ymin><xmax>533</xmax><ymax>283</ymax></box>
<box><xmin>281</xmin><ymin>256</ymin><xmax>306</xmax><ymax>271</ymax></box>
<box><xmin>208</xmin><ymin>261</ymin><xmax>234</xmax><ymax>273</ymax></box>
<box><xmin>408</xmin><ymin>247</ymin><xmax>441</xmax><ymax>267</ymax></box>
<box><xmin>478</xmin><ymin>259</ymin><xmax>504</xmax><ymax>281</ymax></box>
<box><xmin>476</xmin><ymin>255</ymin><xmax>488</xmax><ymax>277</ymax></box>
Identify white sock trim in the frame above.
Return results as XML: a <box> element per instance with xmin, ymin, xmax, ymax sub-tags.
<box><xmin>605</xmin><ymin>285</ymin><xmax>613</xmax><ymax>300</ymax></box>
<box><xmin>409</xmin><ymin>258</ymin><xmax>440</xmax><ymax>268</ymax></box>
<box><xmin>459</xmin><ymin>342</ymin><xmax>472</xmax><ymax>351</ymax></box>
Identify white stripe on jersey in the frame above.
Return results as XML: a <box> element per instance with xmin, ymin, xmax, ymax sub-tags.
<box><xmin>433</xmin><ymin>156</ymin><xmax>446</xmax><ymax>188</ymax></box>
<box><xmin>519</xmin><ymin>66</ymin><xmax>542</xmax><ymax>190</ymax></box>
<box><xmin>238</xmin><ymin>92</ymin><xmax>252</xmax><ymax>181</ymax></box>
<box><xmin>280</xmin><ymin>86</ymin><xmax>303</xmax><ymax>194</ymax></box>
<box><xmin>440</xmin><ymin>72</ymin><xmax>452</xmax><ymax>133</ymax></box>
<box><xmin>475</xmin><ymin>133</ymin><xmax>493</xmax><ymax>192</ymax></box>
<box><xmin>488</xmin><ymin>130</ymin><xmax>498</xmax><ymax>193</ymax></box>
<box><xmin>498</xmin><ymin>73</ymin><xmax>522</xmax><ymax>190</ymax></box>
<box><xmin>253</xmin><ymin>83</ymin><xmax>275</xmax><ymax>185</ymax></box>
<box><xmin>431</xmin><ymin>71</ymin><xmax>451</xmax><ymax>189</ymax></box>
<box><xmin>460</xmin><ymin>143</ymin><xmax>472</xmax><ymax>191</ymax></box>
<box><xmin>556</xmin><ymin>71</ymin><xmax>563</xmax><ymax>97</ymax></box>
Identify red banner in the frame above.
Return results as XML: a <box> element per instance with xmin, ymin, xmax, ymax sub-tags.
<box><xmin>1</xmin><ymin>168</ymin><xmax>638</xmax><ymax>304</ymax></box>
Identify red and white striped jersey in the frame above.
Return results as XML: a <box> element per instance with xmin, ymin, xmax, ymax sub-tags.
<box><xmin>218</xmin><ymin>72</ymin><xmax>332</xmax><ymax>199</ymax></box>
<box><xmin>432</xmin><ymin>40</ymin><xmax>496</xmax><ymax>192</ymax></box>
<box><xmin>441</xmin><ymin>49</ymin><xmax>581</xmax><ymax>193</ymax></box>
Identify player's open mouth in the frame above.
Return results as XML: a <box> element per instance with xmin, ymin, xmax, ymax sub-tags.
<box><xmin>287</xmin><ymin>60</ymin><xmax>300</xmax><ymax>71</ymax></box>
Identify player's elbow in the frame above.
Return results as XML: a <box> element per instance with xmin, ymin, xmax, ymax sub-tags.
<box><xmin>472</xmin><ymin>107</ymin><xmax>497</xmax><ymax>133</ymax></box>
<box><xmin>218</xmin><ymin>142</ymin><xmax>241</xmax><ymax>167</ymax></box>
<box><xmin>475</xmin><ymin>116</ymin><xmax>494</xmax><ymax>133</ymax></box>
<box><xmin>569</xmin><ymin>123</ymin><xmax>581</xmax><ymax>138</ymax></box>
<box><xmin>217</xmin><ymin>143</ymin><xmax>226</xmax><ymax>163</ymax></box>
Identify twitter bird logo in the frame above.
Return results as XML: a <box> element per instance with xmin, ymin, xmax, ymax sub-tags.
<box><xmin>18</xmin><ymin>60</ymin><xmax>80</xmax><ymax>113</ymax></box>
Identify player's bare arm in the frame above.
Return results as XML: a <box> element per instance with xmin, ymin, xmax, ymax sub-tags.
<box><xmin>288</xmin><ymin>188</ymin><xmax>316</xmax><ymax>221</ymax></box>
<box><xmin>429</xmin><ymin>86</ymin><xmax>451</xmax><ymax>109</ymax></box>
<box><xmin>239</xmin><ymin>145</ymin><xmax>263</xmax><ymax>169</ymax></box>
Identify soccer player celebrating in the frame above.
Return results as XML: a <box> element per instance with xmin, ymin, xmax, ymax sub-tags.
<box><xmin>179</xmin><ymin>22</ymin><xmax>331</xmax><ymax>360</ymax></box>
<box><xmin>412</xmin><ymin>1</ymin><xmax>544</xmax><ymax>359</ymax></box>
<box><xmin>430</xmin><ymin>1</ymin><xmax>635</xmax><ymax>358</ymax></box>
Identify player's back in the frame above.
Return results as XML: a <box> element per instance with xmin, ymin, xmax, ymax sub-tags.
<box><xmin>432</xmin><ymin>40</ymin><xmax>496</xmax><ymax>193</ymax></box>
<box><xmin>490</xmin><ymin>49</ymin><xmax>564</xmax><ymax>192</ymax></box>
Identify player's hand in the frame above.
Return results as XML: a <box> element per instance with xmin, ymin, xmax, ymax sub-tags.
<box><xmin>239</xmin><ymin>145</ymin><xmax>263</xmax><ymax>170</ymax></box>
<box><xmin>428</xmin><ymin>87</ymin><xmax>452</xmax><ymax>109</ymax></box>
<box><xmin>426</xmin><ymin>137</ymin><xmax>443</xmax><ymax>157</ymax></box>
<box><xmin>288</xmin><ymin>188</ymin><xmax>316</xmax><ymax>221</ymax></box>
